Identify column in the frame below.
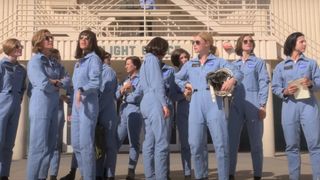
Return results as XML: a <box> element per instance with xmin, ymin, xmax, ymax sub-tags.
<box><xmin>262</xmin><ymin>60</ymin><xmax>275</xmax><ymax>157</ymax></box>
<box><xmin>12</xmin><ymin>93</ymin><xmax>28</xmax><ymax>160</ymax></box>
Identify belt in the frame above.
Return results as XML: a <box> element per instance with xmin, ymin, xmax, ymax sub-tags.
<box><xmin>193</xmin><ymin>87</ymin><xmax>209</xmax><ymax>92</ymax></box>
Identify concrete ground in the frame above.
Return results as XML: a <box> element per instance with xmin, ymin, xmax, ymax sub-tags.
<box><xmin>10</xmin><ymin>152</ymin><xmax>314</xmax><ymax>180</ymax></box>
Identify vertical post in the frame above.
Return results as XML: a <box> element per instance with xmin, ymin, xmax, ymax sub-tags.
<box><xmin>262</xmin><ymin>60</ymin><xmax>275</xmax><ymax>157</ymax></box>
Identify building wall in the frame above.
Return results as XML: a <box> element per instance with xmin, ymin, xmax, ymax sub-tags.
<box><xmin>271</xmin><ymin>0</ymin><xmax>320</xmax><ymax>60</ymax></box>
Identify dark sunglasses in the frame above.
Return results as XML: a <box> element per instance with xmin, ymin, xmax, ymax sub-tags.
<box><xmin>45</xmin><ymin>35</ymin><xmax>54</xmax><ymax>41</ymax></box>
<box><xmin>79</xmin><ymin>35</ymin><xmax>90</xmax><ymax>40</ymax></box>
<box><xmin>15</xmin><ymin>44</ymin><xmax>23</xmax><ymax>49</ymax></box>
<box><xmin>192</xmin><ymin>40</ymin><xmax>201</xmax><ymax>45</ymax></box>
<box><xmin>243</xmin><ymin>39</ymin><xmax>254</xmax><ymax>44</ymax></box>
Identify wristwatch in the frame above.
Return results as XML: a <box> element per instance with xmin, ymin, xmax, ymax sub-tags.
<box><xmin>78</xmin><ymin>87</ymin><xmax>84</xmax><ymax>93</ymax></box>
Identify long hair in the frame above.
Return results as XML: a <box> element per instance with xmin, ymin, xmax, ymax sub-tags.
<box><xmin>145</xmin><ymin>37</ymin><xmax>169</xmax><ymax>57</ymax></box>
<box><xmin>234</xmin><ymin>34</ymin><xmax>255</xmax><ymax>56</ymax></box>
<box><xmin>74</xmin><ymin>30</ymin><xmax>101</xmax><ymax>59</ymax></box>
<box><xmin>283</xmin><ymin>32</ymin><xmax>304</xmax><ymax>56</ymax></box>
<box><xmin>170</xmin><ymin>48</ymin><xmax>190</xmax><ymax>67</ymax></box>
<box><xmin>32</xmin><ymin>29</ymin><xmax>51</xmax><ymax>53</ymax></box>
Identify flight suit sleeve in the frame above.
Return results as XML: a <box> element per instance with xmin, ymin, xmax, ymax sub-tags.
<box><xmin>144</xmin><ymin>55</ymin><xmax>167</xmax><ymax>107</ymax></box>
<box><xmin>27</xmin><ymin>56</ymin><xmax>57</xmax><ymax>93</ymax></box>
<box><xmin>309</xmin><ymin>60</ymin><xmax>320</xmax><ymax>91</ymax></box>
<box><xmin>59</xmin><ymin>66</ymin><xmax>71</xmax><ymax>90</ymax></box>
<box><xmin>271</xmin><ymin>63</ymin><xmax>287</xmax><ymax>100</ymax></box>
<box><xmin>174</xmin><ymin>62</ymin><xmax>189</xmax><ymax>92</ymax></box>
<box><xmin>257</xmin><ymin>60</ymin><xmax>270</xmax><ymax>106</ymax></box>
<box><xmin>221</xmin><ymin>59</ymin><xmax>243</xmax><ymax>83</ymax></box>
<box><xmin>81</xmin><ymin>56</ymin><xmax>102</xmax><ymax>95</ymax></box>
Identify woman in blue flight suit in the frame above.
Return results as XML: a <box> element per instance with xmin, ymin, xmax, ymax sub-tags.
<box><xmin>116</xmin><ymin>56</ymin><xmax>143</xmax><ymax>180</ymax></box>
<box><xmin>272</xmin><ymin>32</ymin><xmax>320</xmax><ymax>180</ymax></box>
<box><xmin>96</xmin><ymin>48</ymin><xmax>118</xmax><ymax>180</ymax></box>
<box><xmin>27</xmin><ymin>29</ymin><xmax>63</xmax><ymax>180</ymax></box>
<box><xmin>139</xmin><ymin>37</ymin><xmax>170</xmax><ymax>180</ymax></box>
<box><xmin>228</xmin><ymin>35</ymin><xmax>270</xmax><ymax>180</ymax></box>
<box><xmin>0</xmin><ymin>39</ymin><xmax>26</xmax><ymax>180</ymax></box>
<box><xmin>46</xmin><ymin>48</ymin><xmax>71</xmax><ymax>180</ymax></box>
<box><xmin>175</xmin><ymin>32</ymin><xmax>242</xmax><ymax>180</ymax></box>
<box><xmin>71</xmin><ymin>30</ymin><xmax>102</xmax><ymax>180</ymax></box>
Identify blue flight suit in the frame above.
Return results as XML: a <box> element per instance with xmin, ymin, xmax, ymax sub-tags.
<box><xmin>71</xmin><ymin>52</ymin><xmax>102</xmax><ymax>180</ymax></box>
<box><xmin>48</xmin><ymin>61</ymin><xmax>71</xmax><ymax>177</ymax></box>
<box><xmin>96</xmin><ymin>63</ymin><xmax>118</xmax><ymax>178</ymax></box>
<box><xmin>174</xmin><ymin>67</ymin><xmax>209</xmax><ymax>177</ymax></box>
<box><xmin>140</xmin><ymin>53</ymin><xmax>169</xmax><ymax>180</ymax></box>
<box><xmin>272</xmin><ymin>54</ymin><xmax>320</xmax><ymax>180</ymax></box>
<box><xmin>116</xmin><ymin>74</ymin><xmax>143</xmax><ymax>171</ymax></box>
<box><xmin>175</xmin><ymin>54</ymin><xmax>243</xmax><ymax>180</ymax></box>
<box><xmin>0</xmin><ymin>58</ymin><xmax>26</xmax><ymax>177</ymax></box>
<box><xmin>27</xmin><ymin>53</ymin><xmax>60</xmax><ymax>180</ymax></box>
<box><xmin>228</xmin><ymin>55</ymin><xmax>270</xmax><ymax>177</ymax></box>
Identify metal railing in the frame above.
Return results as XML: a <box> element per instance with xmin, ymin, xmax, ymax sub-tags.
<box><xmin>0</xmin><ymin>1</ymin><xmax>319</xmax><ymax>60</ymax></box>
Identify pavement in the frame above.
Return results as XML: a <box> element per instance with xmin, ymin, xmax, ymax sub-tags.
<box><xmin>10</xmin><ymin>152</ymin><xmax>314</xmax><ymax>180</ymax></box>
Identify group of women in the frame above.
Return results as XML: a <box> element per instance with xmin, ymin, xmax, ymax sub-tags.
<box><xmin>0</xmin><ymin>29</ymin><xmax>319</xmax><ymax>180</ymax></box>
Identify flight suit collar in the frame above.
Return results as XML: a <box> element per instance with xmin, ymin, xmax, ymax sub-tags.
<box><xmin>284</xmin><ymin>54</ymin><xmax>307</xmax><ymax>64</ymax></box>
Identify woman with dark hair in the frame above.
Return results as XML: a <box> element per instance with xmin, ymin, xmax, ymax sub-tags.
<box><xmin>71</xmin><ymin>30</ymin><xmax>102</xmax><ymax>180</ymax></box>
<box><xmin>46</xmin><ymin>48</ymin><xmax>71</xmax><ymax>180</ymax></box>
<box><xmin>228</xmin><ymin>35</ymin><xmax>270</xmax><ymax>180</ymax></box>
<box><xmin>116</xmin><ymin>56</ymin><xmax>143</xmax><ymax>180</ymax></box>
<box><xmin>272</xmin><ymin>32</ymin><xmax>320</xmax><ymax>180</ymax></box>
<box><xmin>95</xmin><ymin>47</ymin><xmax>118</xmax><ymax>180</ymax></box>
<box><xmin>139</xmin><ymin>37</ymin><xmax>170</xmax><ymax>179</ymax></box>
<box><xmin>27</xmin><ymin>29</ymin><xmax>62</xmax><ymax>180</ymax></box>
<box><xmin>0</xmin><ymin>38</ymin><xmax>26</xmax><ymax>180</ymax></box>
<box><xmin>175</xmin><ymin>32</ymin><xmax>242</xmax><ymax>180</ymax></box>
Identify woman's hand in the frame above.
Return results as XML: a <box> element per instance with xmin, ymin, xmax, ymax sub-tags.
<box><xmin>121</xmin><ymin>81</ymin><xmax>133</xmax><ymax>94</ymax></box>
<box><xmin>301</xmin><ymin>77</ymin><xmax>313</xmax><ymax>88</ymax></box>
<box><xmin>163</xmin><ymin>106</ymin><xmax>170</xmax><ymax>119</ymax></box>
<box><xmin>184</xmin><ymin>83</ymin><xmax>193</xmax><ymax>98</ymax></box>
<box><xmin>283</xmin><ymin>84</ymin><xmax>298</xmax><ymax>96</ymax></box>
<box><xmin>221</xmin><ymin>77</ymin><xmax>236</xmax><ymax>92</ymax></box>
<box><xmin>259</xmin><ymin>106</ymin><xmax>266</xmax><ymax>120</ymax></box>
<box><xmin>75</xmin><ymin>90</ymin><xmax>82</xmax><ymax>108</ymax></box>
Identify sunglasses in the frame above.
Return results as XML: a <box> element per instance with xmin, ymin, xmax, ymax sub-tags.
<box><xmin>15</xmin><ymin>44</ymin><xmax>24</xmax><ymax>49</ymax></box>
<box><xmin>45</xmin><ymin>35</ymin><xmax>54</xmax><ymax>41</ymax></box>
<box><xmin>192</xmin><ymin>40</ymin><xmax>201</xmax><ymax>45</ymax></box>
<box><xmin>243</xmin><ymin>39</ymin><xmax>254</xmax><ymax>44</ymax></box>
<box><xmin>79</xmin><ymin>35</ymin><xmax>90</xmax><ymax>40</ymax></box>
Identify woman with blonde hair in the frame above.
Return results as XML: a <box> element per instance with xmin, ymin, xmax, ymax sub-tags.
<box><xmin>27</xmin><ymin>29</ymin><xmax>62</xmax><ymax>180</ymax></box>
<box><xmin>0</xmin><ymin>38</ymin><xmax>26</xmax><ymax>180</ymax></box>
<box><xmin>175</xmin><ymin>32</ymin><xmax>242</xmax><ymax>179</ymax></box>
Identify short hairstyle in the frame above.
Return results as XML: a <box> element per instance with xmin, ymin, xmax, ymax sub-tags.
<box><xmin>234</xmin><ymin>34</ymin><xmax>255</xmax><ymax>56</ymax></box>
<box><xmin>1</xmin><ymin>38</ymin><xmax>21</xmax><ymax>55</ymax></box>
<box><xmin>170</xmin><ymin>48</ymin><xmax>190</xmax><ymax>67</ymax></box>
<box><xmin>74</xmin><ymin>30</ymin><xmax>101</xmax><ymax>59</ymax></box>
<box><xmin>283</xmin><ymin>32</ymin><xmax>304</xmax><ymax>56</ymax></box>
<box><xmin>49</xmin><ymin>48</ymin><xmax>61</xmax><ymax>63</ymax></box>
<box><xmin>126</xmin><ymin>56</ymin><xmax>141</xmax><ymax>70</ymax></box>
<box><xmin>32</xmin><ymin>29</ymin><xmax>52</xmax><ymax>53</ymax></box>
<box><xmin>145</xmin><ymin>37</ymin><xmax>169</xmax><ymax>56</ymax></box>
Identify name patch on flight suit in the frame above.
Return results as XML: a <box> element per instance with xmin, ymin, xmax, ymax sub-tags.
<box><xmin>247</xmin><ymin>62</ymin><xmax>255</xmax><ymax>68</ymax></box>
<box><xmin>284</xmin><ymin>65</ymin><xmax>293</xmax><ymax>70</ymax></box>
<box><xmin>192</xmin><ymin>62</ymin><xmax>200</xmax><ymax>67</ymax></box>
<box><xmin>298</xmin><ymin>63</ymin><xmax>307</xmax><ymax>69</ymax></box>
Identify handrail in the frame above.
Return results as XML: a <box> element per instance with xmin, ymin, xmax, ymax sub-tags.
<box><xmin>0</xmin><ymin>1</ymin><xmax>319</xmax><ymax>60</ymax></box>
